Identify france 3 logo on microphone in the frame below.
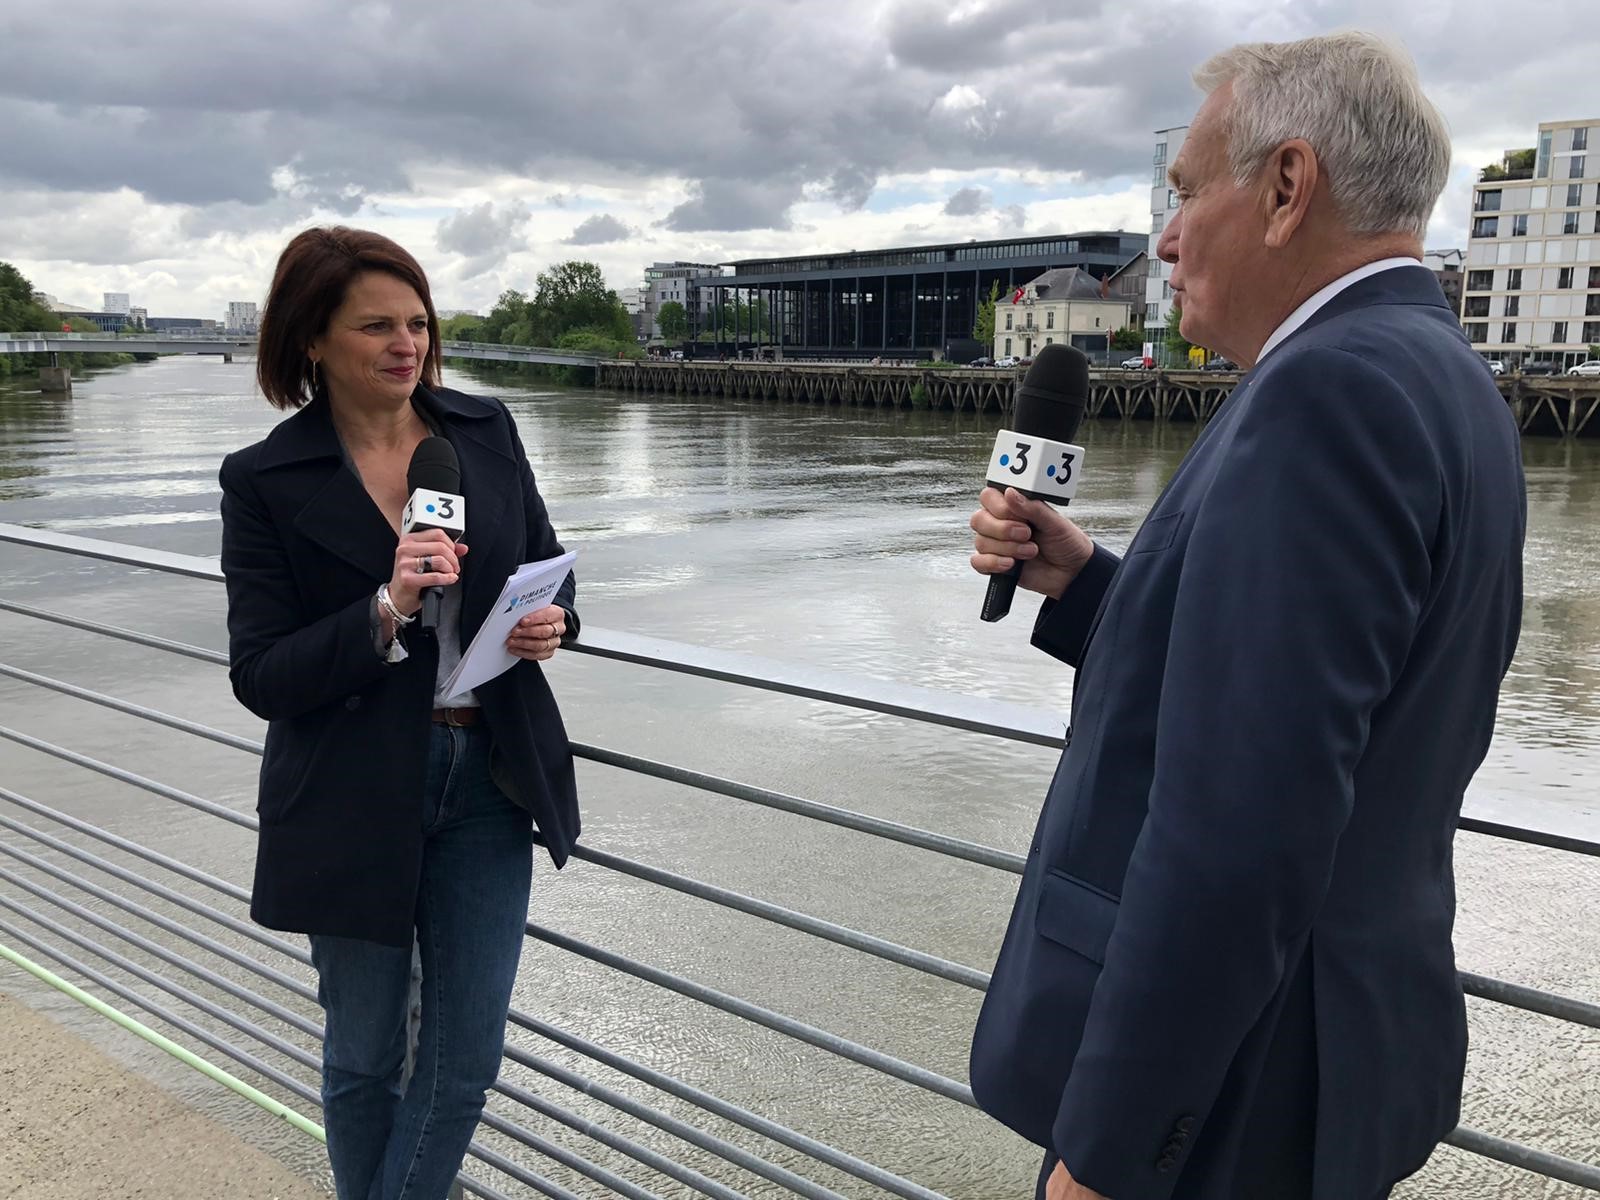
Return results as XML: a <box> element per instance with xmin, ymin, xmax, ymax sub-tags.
<box><xmin>986</xmin><ymin>430</ymin><xmax>1085</xmax><ymax>503</ymax></box>
<box><xmin>402</xmin><ymin>488</ymin><xmax>466</xmax><ymax>537</ymax></box>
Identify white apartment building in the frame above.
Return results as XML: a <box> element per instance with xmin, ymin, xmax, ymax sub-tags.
<box><xmin>226</xmin><ymin>301</ymin><xmax>260</xmax><ymax>333</ymax></box>
<box><xmin>993</xmin><ymin>267</ymin><xmax>1133</xmax><ymax>362</ymax></box>
<box><xmin>1145</xmin><ymin>125</ymin><xmax>1188</xmax><ymax>342</ymax></box>
<box><xmin>102</xmin><ymin>292</ymin><xmax>131</xmax><ymax>315</ymax></box>
<box><xmin>1463</xmin><ymin>118</ymin><xmax>1600</xmax><ymax>367</ymax></box>
<box><xmin>643</xmin><ymin>261</ymin><xmax>721</xmax><ymax>338</ymax></box>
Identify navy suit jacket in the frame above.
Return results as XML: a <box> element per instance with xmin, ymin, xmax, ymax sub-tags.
<box><xmin>220</xmin><ymin>384</ymin><xmax>579</xmax><ymax>948</ymax></box>
<box><xmin>968</xmin><ymin>267</ymin><xmax>1525</xmax><ymax>1200</ymax></box>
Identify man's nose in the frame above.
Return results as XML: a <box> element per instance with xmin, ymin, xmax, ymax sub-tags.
<box><xmin>1157</xmin><ymin>208</ymin><xmax>1181</xmax><ymax>264</ymax></box>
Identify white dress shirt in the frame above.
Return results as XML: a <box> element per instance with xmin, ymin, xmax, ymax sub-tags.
<box><xmin>1255</xmin><ymin>256</ymin><xmax>1424</xmax><ymax>366</ymax></box>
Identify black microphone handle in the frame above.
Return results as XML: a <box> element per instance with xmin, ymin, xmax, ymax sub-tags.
<box><xmin>420</xmin><ymin>585</ymin><xmax>444</xmax><ymax>632</ymax></box>
<box><xmin>980</xmin><ymin>555</ymin><xmax>1025</xmax><ymax>623</ymax></box>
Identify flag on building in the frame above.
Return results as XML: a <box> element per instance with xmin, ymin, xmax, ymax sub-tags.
<box><xmin>1010</xmin><ymin>286</ymin><xmax>1025</xmax><ymax>304</ymax></box>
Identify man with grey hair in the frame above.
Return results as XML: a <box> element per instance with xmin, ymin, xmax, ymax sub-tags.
<box><xmin>967</xmin><ymin>32</ymin><xmax>1524</xmax><ymax>1200</ymax></box>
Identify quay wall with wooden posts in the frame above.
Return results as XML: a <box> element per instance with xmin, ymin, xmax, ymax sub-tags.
<box><xmin>594</xmin><ymin>360</ymin><xmax>1600</xmax><ymax>439</ymax></box>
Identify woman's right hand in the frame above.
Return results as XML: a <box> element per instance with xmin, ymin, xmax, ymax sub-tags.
<box><xmin>969</xmin><ymin>486</ymin><xmax>1094</xmax><ymax>601</ymax></box>
<box><xmin>387</xmin><ymin>529</ymin><xmax>468</xmax><ymax>615</ymax></box>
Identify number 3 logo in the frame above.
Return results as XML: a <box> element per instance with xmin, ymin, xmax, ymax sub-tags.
<box><xmin>1056</xmin><ymin>452</ymin><xmax>1076</xmax><ymax>486</ymax></box>
<box><xmin>437</xmin><ymin>496</ymin><xmax>456</xmax><ymax>520</ymax></box>
<box><xmin>1008</xmin><ymin>442</ymin><xmax>1031</xmax><ymax>475</ymax></box>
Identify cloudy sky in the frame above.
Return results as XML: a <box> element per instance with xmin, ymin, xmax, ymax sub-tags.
<box><xmin>2</xmin><ymin>0</ymin><xmax>1594</xmax><ymax>320</ymax></box>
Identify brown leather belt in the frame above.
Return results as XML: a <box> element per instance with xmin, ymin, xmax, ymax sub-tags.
<box><xmin>431</xmin><ymin>707</ymin><xmax>481</xmax><ymax>727</ymax></box>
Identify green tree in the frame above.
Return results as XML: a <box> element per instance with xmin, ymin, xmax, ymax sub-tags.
<box><xmin>531</xmin><ymin>261</ymin><xmax>631</xmax><ymax>344</ymax></box>
<box><xmin>657</xmin><ymin>300</ymin><xmax>689</xmax><ymax>342</ymax></box>
<box><xmin>438</xmin><ymin>313</ymin><xmax>483</xmax><ymax>342</ymax></box>
<box><xmin>1111</xmin><ymin>326</ymin><xmax>1144</xmax><ymax>352</ymax></box>
<box><xmin>973</xmin><ymin>280</ymin><xmax>1002</xmax><ymax>349</ymax></box>
<box><xmin>1165</xmin><ymin>301</ymin><xmax>1194</xmax><ymax>363</ymax></box>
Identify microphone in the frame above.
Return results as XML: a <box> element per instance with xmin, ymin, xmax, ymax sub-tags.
<box><xmin>401</xmin><ymin>437</ymin><xmax>466</xmax><ymax>633</ymax></box>
<box><xmin>980</xmin><ymin>344</ymin><xmax>1090</xmax><ymax>623</ymax></box>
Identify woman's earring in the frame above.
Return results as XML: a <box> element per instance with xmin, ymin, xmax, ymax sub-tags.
<box><xmin>310</xmin><ymin>360</ymin><xmax>320</xmax><ymax>393</ymax></box>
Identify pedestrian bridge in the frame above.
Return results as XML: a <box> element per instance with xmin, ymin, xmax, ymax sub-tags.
<box><xmin>0</xmin><ymin>332</ymin><xmax>602</xmax><ymax>368</ymax></box>
<box><xmin>0</xmin><ymin>522</ymin><xmax>1596</xmax><ymax>1198</ymax></box>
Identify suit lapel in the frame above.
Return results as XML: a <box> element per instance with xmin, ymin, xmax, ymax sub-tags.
<box><xmin>292</xmin><ymin>461</ymin><xmax>398</xmax><ymax>583</ymax></box>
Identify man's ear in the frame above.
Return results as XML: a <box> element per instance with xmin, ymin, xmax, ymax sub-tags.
<box><xmin>1263</xmin><ymin>139</ymin><xmax>1319</xmax><ymax>250</ymax></box>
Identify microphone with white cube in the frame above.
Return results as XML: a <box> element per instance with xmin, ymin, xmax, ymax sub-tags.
<box><xmin>980</xmin><ymin>344</ymin><xmax>1091</xmax><ymax>623</ymax></box>
<box><xmin>402</xmin><ymin>436</ymin><xmax>466</xmax><ymax>633</ymax></box>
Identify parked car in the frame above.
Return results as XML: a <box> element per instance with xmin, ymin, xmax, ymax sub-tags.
<box><xmin>1484</xmin><ymin>359</ymin><xmax>1505</xmax><ymax>376</ymax></box>
<box><xmin>1520</xmin><ymin>360</ymin><xmax>1561</xmax><ymax>376</ymax></box>
<box><xmin>1202</xmin><ymin>357</ymin><xmax>1238</xmax><ymax>372</ymax></box>
<box><xmin>994</xmin><ymin>355</ymin><xmax>1020</xmax><ymax>368</ymax></box>
<box><xmin>968</xmin><ymin>356</ymin><xmax>993</xmax><ymax>368</ymax></box>
<box><xmin>1120</xmin><ymin>356</ymin><xmax>1150</xmax><ymax>369</ymax></box>
<box><xmin>1567</xmin><ymin>360</ymin><xmax>1600</xmax><ymax>376</ymax></box>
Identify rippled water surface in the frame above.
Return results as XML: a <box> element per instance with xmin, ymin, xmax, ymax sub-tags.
<box><xmin>0</xmin><ymin>357</ymin><xmax>1595</xmax><ymax>1198</ymax></box>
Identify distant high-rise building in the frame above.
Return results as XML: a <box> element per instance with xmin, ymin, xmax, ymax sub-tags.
<box><xmin>1422</xmin><ymin>249</ymin><xmax>1466</xmax><ymax>316</ymax></box>
<box><xmin>1146</xmin><ymin>125</ymin><xmax>1189</xmax><ymax>347</ymax></box>
<box><xmin>642</xmin><ymin>262</ymin><xmax>722</xmax><ymax>339</ymax></box>
<box><xmin>226</xmin><ymin>301</ymin><xmax>260</xmax><ymax>333</ymax></box>
<box><xmin>103</xmin><ymin>292</ymin><xmax>131</xmax><ymax>315</ymax></box>
<box><xmin>1463</xmin><ymin>118</ymin><xmax>1600</xmax><ymax>367</ymax></box>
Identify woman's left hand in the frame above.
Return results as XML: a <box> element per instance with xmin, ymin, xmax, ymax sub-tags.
<box><xmin>506</xmin><ymin>604</ymin><xmax>567</xmax><ymax>662</ymax></box>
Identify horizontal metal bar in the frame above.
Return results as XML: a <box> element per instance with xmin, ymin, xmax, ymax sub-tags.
<box><xmin>0</xmin><ymin>724</ymin><xmax>257</xmax><ymax>831</ymax></box>
<box><xmin>0</xmin><ymin>663</ymin><xmax>262</xmax><ymax>754</ymax></box>
<box><xmin>1457</xmin><ymin>815</ymin><xmax>1600</xmax><ymax>860</ymax></box>
<box><xmin>509</xmin><ymin>1011</ymin><xmax>950</xmax><ymax>1200</ymax></box>
<box><xmin>564</xmin><ymin>625</ymin><xmax>1068</xmax><ymax>748</ymax></box>
<box><xmin>0</xmin><ymin>786</ymin><xmax>255</xmax><ymax>905</ymax></box>
<box><xmin>526</xmin><ymin>923</ymin><xmax>976</xmax><ymax>1108</ymax></box>
<box><xmin>572</xmin><ymin>843</ymin><xmax>990</xmax><ymax>990</ymax></box>
<box><xmin>1461</xmin><ymin>970</ymin><xmax>1600</xmax><ymax>1030</ymax></box>
<box><xmin>501</xmin><ymin>1041</ymin><xmax>848</xmax><ymax>1200</ymax></box>
<box><xmin>0</xmin><ymin>524</ymin><xmax>225</xmax><ymax>581</ymax></box>
<box><xmin>0</xmin><ymin>598</ymin><xmax>230</xmax><ymax>666</ymax></box>
<box><xmin>0</xmin><ymin>864</ymin><xmax>321</xmax><ymax>1037</ymax></box>
<box><xmin>572</xmin><ymin>740</ymin><xmax>1025</xmax><ymax>874</ymax></box>
<box><xmin>481</xmin><ymin>1082</ymin><xmax>738</xmax><ymax>1200</ymax></box>
<box><xmin>1444</xmin><ymin>1124</ymin><xmax>1600</xmax><ymax>1191</ymax></box>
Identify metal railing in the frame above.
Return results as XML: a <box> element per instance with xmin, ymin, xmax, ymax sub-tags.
<box><xmin>0</xmin><ymin>520</ymin><xmax>1597</xmax><ymax>1196</ymax></box>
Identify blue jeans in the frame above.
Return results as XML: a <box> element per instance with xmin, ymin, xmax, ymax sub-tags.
<box><xmin>310</xmin><ymin>723</ymin><xmax>532</xmax><ymax>1200</ymax></box>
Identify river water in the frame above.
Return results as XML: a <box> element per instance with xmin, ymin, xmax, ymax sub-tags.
<box><xmin>0</xmin><ymin>356</ymin><xmax>1595</xmax><ymax>1198</ymax></box>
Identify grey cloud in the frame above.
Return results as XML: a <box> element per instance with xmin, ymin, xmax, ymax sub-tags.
<box><xmin>999</xmin><ymin>203</ymin><xmax>1027</xmax><ymax>229</ymax></box>
<box><xmin>565</xmin><ymin>213</ymin><xmax>634</xmax><ymax>244</ymax></box>
<box><xmin>437</xmin><ymin>202</ymin><xmax>529</xmax><ymax>257</ymax></box>
<box><xmin>944</xmin><ymin>186</ymin><xmax>990</xmax><ymax>216</ymax></box>
<box><xmin>662</xmin><ymin>179</ymin><xmax>800</xmax><ymax>233</ymax></box>
<box><xmin>0</xmin><ymin>0</ymin><xmax>1597</xmax><ymax>255</ymax></box>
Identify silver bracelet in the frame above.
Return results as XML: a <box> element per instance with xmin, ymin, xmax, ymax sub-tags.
<box><xmin>377</xmin><ymin>584</ymin><xmax>416</xmax><ymax>627</ymax></box>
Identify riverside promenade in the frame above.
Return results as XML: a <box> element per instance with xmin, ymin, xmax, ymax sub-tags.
<box><xmin>0</xmin><ymin>989</ymin><xmax>323</xmax><ymax>1199</ymax></box>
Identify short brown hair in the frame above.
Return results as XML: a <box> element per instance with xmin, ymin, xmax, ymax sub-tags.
<box><xmin>256</xmin><ymin>226</ymin><xmax>443</xmax><ymax>410</ymax></box>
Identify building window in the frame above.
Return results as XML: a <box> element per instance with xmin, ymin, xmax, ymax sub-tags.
<box><xmin>1005</xmin><ymin>312</ymin><xmax>1013</xmax><ymax>330</ymax></box>
<box><xmin>1591</xmin><ymin>266</ymin><xmax>1600</xmax><ymax>288</ymax></box>
<box><xmin>1154</xmin><ymin>141</ymin><xmax>1167</xmax><ymax>163</ymax></box>
<box><xmin>1505</xmin><ymin>295</ymin><xmax>1520</xmax><ymax>317</ymax></box>
<box><xmin>1568</xmin><ymin>183</ymin><xmax>1584</xmax><ymax>207</ymax></box>
<box><xmin>1565</xmin><ymin>213</ymin><xmax>1581</xmax><ymax>235</ymax></box>
<box><xmin>1576</xmin><ymin>127</ymin><xmax>1591</xmax><ymax>152</ymax></box>
<box><xmin>1587</xmin><ymin>294</ymin><xmax>1600</xmax><ymax>316</ymax></box>
<box><xmin>1025</xmin><ymin>312</ymin><xmax>1034</xmax><ymax>328</ymax></box>
<box><xmin>1537</xmin><ymin>130</ymin><xmax>1553</xmax><ymax>178</ymax></box>
<box><xmin>1467</xmin><ymin>269</ymin><xmax>1494</xmax><ymax>291</ymax></box>
<box><xmin>1465</xmin><ymin>296</ymin><xmax>1491</xmax><ymax>317</ymax></box>
<box><xmin>1559</xmin><ymin>267</ymin><xmax>1575</xmax><ymax>288</ymax></box>
<box><xmin>1046</xmin><ymin>336</ymin><xmax>1054</xmax><ymax>345</ymax></box>
<box><xmin>1046</xmin><ymin>310</ymin><xmax>1055</xmax><ymax>329</ymax></box>
<box><xmin>1154</xmin><ymin>163</ymin><xmax>1167</xmax><ymax>185</ymax></box>
<box><xmin>1595</xmin><ymin>210</ymin><xmax>1600</xmax><ymax>234</ymax></box>
<box><xmin>1163</xmin><ymin>280</ymin><xmax>1173</xmax><ymax>299</ymax></box>
<box><xmin>1475</xmin><ymin>190</ymin><xmax>1502</xmax><ymax>212</ymax></box>
<box><xmin>1167</xmin><ymin>190</ymin><xmax>1179</xmax><ymax>209</ymax></box>
<box><xmin>1508</xmin><ymin>268</ymin><xmax>1523</xmax><ymax>290</ymax></box>
<box><xmin>1572</xmin><ymin>155</ymin><xmax>1587</xmax><ymax>179</ymax></box>
<box><xmin>1152</xmin><ymin>213</ymin><xmax>1165</xmax><ymax>234</ymax></box>
<box><xmin>1502</xmin><ymin>322</ymin><xmax>1518</xmax><ymax>343</ymax></box>
<box><xmin>1472</xmin><ymin>216</ymin><xmax>1499</xmax><ymax>239</ymax></box>
<box><xmin>1511</xmin><ymin>214</ymin><xmax>1529</xmax><ymax>237</ymax></box>
<box><xmin>1554</xmin><ymin>321</ymin><xmax>1569</xmax><ymax>344</ymax></box>
<box><xmin>1146</xmin><ymin>302</ymin><xmax>1159</xmax><ymax>322</ymax></box>
<box><xmin>1004</xmin><ymin>337</ymin><xmax>1012</xmax><ymax>355</ymax></box>
<box><xmin>1465</xmin><ymin>323</ymin><xmax>1489</xmax><ymax>343</ymax></box>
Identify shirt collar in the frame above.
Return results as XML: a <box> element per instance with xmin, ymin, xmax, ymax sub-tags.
<box><xmin>1255</xmin><ymin>256</ymin><xmax>1423</xmax><ymax>366</ymax></box>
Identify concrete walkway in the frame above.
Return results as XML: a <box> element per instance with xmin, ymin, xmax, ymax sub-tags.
<box><xmin>0</xmin><ymin>990</ymin><xmax>324</xmax><ymax>1199</ymax></box>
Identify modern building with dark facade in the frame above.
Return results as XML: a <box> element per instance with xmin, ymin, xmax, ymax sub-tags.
<box><xmin>691</xmin><ymin>231</ymin><xmax>1148</xmax><ymax>358</ymax></box>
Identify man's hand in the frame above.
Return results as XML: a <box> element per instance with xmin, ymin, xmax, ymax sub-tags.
<box><xmin>1046</xmin><ymin>1160</ymin><xmax>1109</xmax><ymax>1200</ymax></box>
<box><xmin>969</xmin><ymin>487</ymin><xmax>1094</xmax><ymax>601</ymax></box>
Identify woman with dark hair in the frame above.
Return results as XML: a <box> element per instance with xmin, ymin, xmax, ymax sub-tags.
<box><xmin>219</xmin><ymin>226</ymin><xmax>579</xmax><ymax>1199</ymax></box>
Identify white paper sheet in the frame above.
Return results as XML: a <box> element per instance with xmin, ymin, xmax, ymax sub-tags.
<box><xmin>438</xmin><ymin>551</ymin><xmax>577</xmax><ymax>698</ymax></box>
